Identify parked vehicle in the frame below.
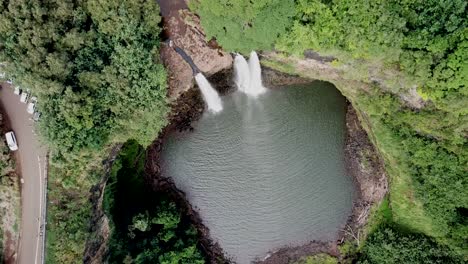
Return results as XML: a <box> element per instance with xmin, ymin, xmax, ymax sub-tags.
<box><xmin>27</xmin><ymin>96</ymin><xmax>37</xmax><ymax>114</ymax></box>
<box><xmin>6</xmin><ymin>79</ymin><xmax>12</xmax><ymax>85</ymax></box>
<box><xmin>14</xmin><ymin>86</ymin><xmax>21</xmax><ymax>95</ymax></box>
<box><xmin>5</xmin><ymin>131</ymin><xmax>18</xmax><ymax>151</ymax></box>
<box><xmin>20</xmin><ymin>91</ymin><xmax>29</xmax><ymax>103</ymax></box>
<box><xmin>33</xmin><ymin>111</ymin><xmax>41</xmax><ymax>122</ymax></box>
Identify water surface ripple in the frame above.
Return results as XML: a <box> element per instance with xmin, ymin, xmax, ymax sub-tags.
<box><xmin>162</xmin><ymin>83</ymin><xmax>355</xmax><ymax>263</ymax></box>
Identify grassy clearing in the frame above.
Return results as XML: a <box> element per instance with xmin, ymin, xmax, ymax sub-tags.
<box><xmin>295</xmin><ymin>253</ymin><xmax>338</xmax><ymax>264</ymax></box>
<box><xmin>364</xmin><ymin>198</ymin><xmax>392</xmax><ymax>237</ymax></box>
<box><xmin>368</xmin><ymin>121</ymin><xmax>438</xmax><ymax>237</ymax></box>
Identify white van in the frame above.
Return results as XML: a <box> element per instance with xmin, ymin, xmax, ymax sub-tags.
<box><xmin>27</xmin><ymin>96</ymin><xmax>37</xmax><ymax>114</ymax></box>
<box><xmin>5</xmin><ymin>131</ymin><xmax>18</xmax><ymax>151</ymax></box>
<box><xmin>20</xmin><ymin>91</ymin><xmax>29</xmax><ymax>103</ymax></box>
<box><xmin>14</xmin><ymin>86</ymin><xmax>21</xmax><ymax>95</ymax></box>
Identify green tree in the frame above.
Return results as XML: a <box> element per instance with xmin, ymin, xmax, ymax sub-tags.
<box><xmin>190</xmin><ymin>0</ymin><xmax>295</xmax><ymax>53</ymax></box>
<box><xmin>0</xmin><ymin>0</ymin><xmax>169</xmax><ymax>154</ymax></box>
<box><xmin>105</xmin><ymin>141</ymin><xmax>206</xmax><ymax>263</ymax></box>
<box><xmin>0</xmin><ymin>1</ymin><xmax>169</xmax><ymax>263</ymax></box>
<box><xmin>358</xmin><ymin>226</ymin><xmax>464</xmax><ymax>264</ymax></box>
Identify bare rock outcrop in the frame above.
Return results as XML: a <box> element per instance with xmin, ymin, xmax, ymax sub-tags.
<box><xmin>160</xmin><ymin>5</ymin><xmax>232</xmax><ymax>99</ymax></box>
<box><xmin>343</xmin><ymin>105</ymin><xmax>388</xmax><ymax>237</ymax></box>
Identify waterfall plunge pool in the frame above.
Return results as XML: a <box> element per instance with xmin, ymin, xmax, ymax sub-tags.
<box><xmin>161</xmin><ymin>82</ymin><xmax>356</xmax><ymax>263</ymax></box>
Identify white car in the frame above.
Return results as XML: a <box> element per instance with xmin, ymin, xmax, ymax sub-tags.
<box><xmin>27</xmin><ymin>96</ymin><xmax>37</xmax><ymax>114</ymax></box>
<box><xmin>6</xmin><ymin>79</ymin><xmax>12</xmax><ymax>85</ymax></box>
<box><xmin>33</xmin><ymin>111</ymin><xmax>41</xmax><ymax>122</ymax></box>
<box><xmin>20</xmin><ymin>91</ymin><xmax>29</xmax><ymax>103</ymax></box>
<box><xmin>5</xmin><ymin>131</ymin><xmax>18</xmax><ymax>151</ymax></box>
<box><xmin>14</xmin><ymin>86</ymin><xmax>21</xmax><ymax>95</ymax></box>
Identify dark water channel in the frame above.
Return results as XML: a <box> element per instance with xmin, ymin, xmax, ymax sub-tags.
<box><xmin>161</xmin><ymin>83</ymin><xmax>355</xmax><ymax>263</ymax></box>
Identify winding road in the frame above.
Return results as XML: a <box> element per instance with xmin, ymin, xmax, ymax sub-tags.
<box><xmin>0</xmin><ymin>83</ymin><xmax>47</xmax><ymax>264</ymax></box>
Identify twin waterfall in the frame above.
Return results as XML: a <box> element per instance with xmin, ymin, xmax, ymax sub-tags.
<box><xmin>234</xmin><ymin>51</ymin><xmax>266</xmax><ymax>97</ymax></box>
<box><xmin>194</xmin><ymin>51</ymin><xmax>265</xmax><ymax>113</ymax></box>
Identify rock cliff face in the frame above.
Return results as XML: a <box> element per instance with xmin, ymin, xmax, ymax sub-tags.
<box><xmin>159</xmin><ymin>3</ymin><xmax>232</xmax><ymax>99</ymax></box>
<box><xmin>83</xmin><ymin>145</ymin><xmax>122</xmax><ymax>264</ymax></box>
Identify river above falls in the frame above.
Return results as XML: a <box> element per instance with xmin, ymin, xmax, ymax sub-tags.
<box><xmin>161</xmin><ymin>82</ymin><xmax>355</xmax><ymax>263</ymax></box>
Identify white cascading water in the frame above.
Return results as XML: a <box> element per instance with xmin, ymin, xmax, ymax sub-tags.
<box><xmin>248</xmin><ymin>51</ymin><xmax>266</xmax><ymax>96</ymax></box>
<box><xmin>234</xmin><ymin>54</ymin><xmax>250</xmax><ymax>93</ymax></box>
<box><xmin>195</xmin><ymin>73</ymin><xmax>223</xmax><ymax>113</ymax></box>
<box><xmin>235</xmin><ymin>51</ymin><xmax>266</xmax><ymax>96</ymax></box>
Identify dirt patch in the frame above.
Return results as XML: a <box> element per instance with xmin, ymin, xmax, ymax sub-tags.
<box><xmin>303</xmin><ymin>50</ymin><xmax>335</xmax><ymax>63</ymax></box>
<box><xmin>3</xmin><ymin>231</ymin><xmax>16</xmax><ymax>264</ymax></box>
<box><xmin>344</xmin><ymin>106</ymin><xmax>387</xmax><ymax>207</ymax></box>
<box><xmin>262</xmin><ymin>67</ymin><xmax>311</xmax><ymax>88</ymax></box>
<box><xmin>340</xmin><ymin>104</ymin><xmax>388</xmax><ymax>248</ymax></box>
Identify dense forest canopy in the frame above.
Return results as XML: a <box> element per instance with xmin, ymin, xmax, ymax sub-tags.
<box><xmin>358</xmin><ymin>226</ymin><xmax>464</xmax><ymax>263</ymax></box>
<box><xmin>0</xmin><ymin>0</ymin><xmax>169</xmax><ymax>155</ymax></box>
<box><xmin>0</xmin><ymin>1</ymin><xmax>170</xmax><ymax>262</ymax></box>
<box><xmin>276</xmin><ymin>0</ymin><xmax>468</xmax><ymax>115</ymax></box>
<box><xmin>189</xmin><ymin>0</ymin><xmax>295</xmax><ymax>53</ymax></box>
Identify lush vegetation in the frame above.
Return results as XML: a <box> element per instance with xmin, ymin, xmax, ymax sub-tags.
<box><xmin>45</xmin><ymin>165</ymin><xmax>95</xmax><ymax>264</ymax></box>
<box><xmin>189</xmin><ymin>0</ymin><xmax>295</xmax><ymax>53</ymax></box>
<box><xmin>354</xmin><ymin>88</ymin><xmax>467</xmax><ymax>250</ymax></box>
<box><xmin>358</xmin><ymin>225</ymin><xmax>464</xmax><ymax>264</ymax></box>
<box><xmin>0</xmin><ymin>0</ymin><xmax>169</xmax><ymax>262</ymax></box>
<box><xmin>276</xmin><ymin>0</ymin><xmax>467</xmax><ymax>114</ymax></box>
<box><xmin>0</xmin><ymin>112</ymin><xmax>20</xmax><ymax>263</ymax></box>
<box><xmin>194</xmin><ymin>0</ymin><xmax>467</xmax><ymax>260</ymax></box>
<box><xmin>104</xmin><ymin>140</ymin><xmax>206</xmax><ymax>263</ymax></box>
<box><xmin>296</xmin><ymin>253</ymin><xmax>338</xmax><ymax>264</ymax></box>
<box><xmin>0</xmin><ymin>0</ymin><xmax>168</xmax><ymax>154</ymax></box>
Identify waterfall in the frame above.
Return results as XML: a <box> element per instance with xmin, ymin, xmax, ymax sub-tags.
<box><xmin>234</xmin><ymin>54</ymin><xmax>250</xmax><ymax>93</ymax></box>
<box><xmin>248</xmin><ymin>51</ymin><xmax>266</xmax><ymax>96</ymax></box>
<box><xmin>234</xmin><ymin>51</ymin><xmax>266</xmax><ymax>97</ymax></box>
<box><xmin>195</xmin><ymin>73</ymin><xmax>223</xmax><ymax>113</ymax></box>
